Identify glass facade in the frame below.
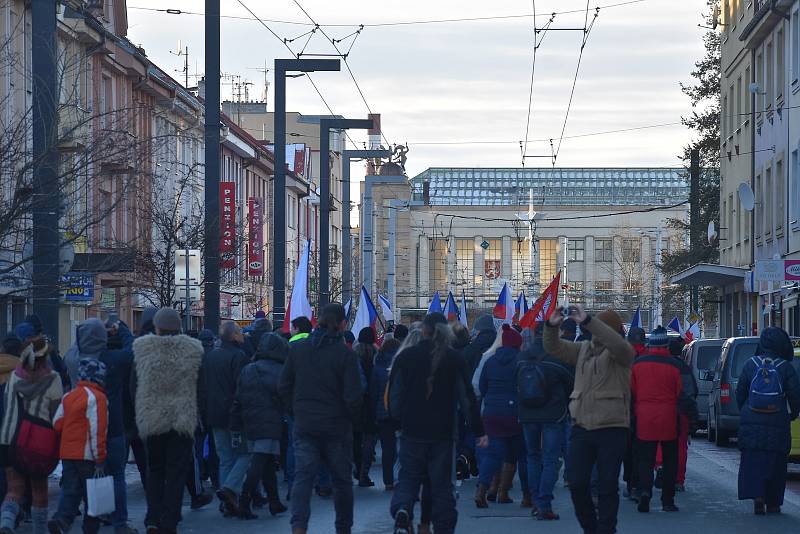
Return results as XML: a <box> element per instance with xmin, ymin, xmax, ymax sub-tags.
<box><xmin>539</xmin><ymin>239</ymin><xmax>558</xmax><ymax>286</ymax></box>
<box><xmin>482</xmin><ymin>238</ymin><xmax>502</xmax><ymax>282</ymax></box>
<box><xmin>429</xmin><ymin>238</ymin><xmax>448</xmax><ymax>293</ymax></box>
<box><xmin>410</xmin><ymin>168</ymin><xmax>689</xmax><ymax>207</ymax></box>
<box><xmin>568</xmin><ymin>239</ymin><xmax>585</xmax><ymax>262</ymax></box>
<box><xmin>455</xmin><ymin>238</ymin><xmax>475</xmax><ymax>289</ymax></box>
<box><xmin>595</xmin><ymin>239</ymin><xmax>613</xmax><ymax>263</ymax></box>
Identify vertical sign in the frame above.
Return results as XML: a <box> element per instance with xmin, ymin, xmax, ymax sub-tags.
<box><xmin>220</xmin><ymin>182</ymin><xmax>236</xmax><ymax>269</ymax></box>
<box><xmin>248</xmin><ymin>197</ymin><xmax>264</xmax><ymax>276</ymax></box>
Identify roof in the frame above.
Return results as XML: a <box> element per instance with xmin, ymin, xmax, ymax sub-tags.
<box><xmin>670</xmin><ymin>263</ymin><xmax>748</xmax><ymax>287</ymax></box>
<box><xmin>411</xmin><ymin>167</ymin><xmax>689</xmax><ymax>207</ymax></box>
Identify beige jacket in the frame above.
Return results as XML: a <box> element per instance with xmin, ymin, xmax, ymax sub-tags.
<box><xmin>543</xmin><ymin>317</ymin><xmax>635</xmax><ymax>431</ymax></box>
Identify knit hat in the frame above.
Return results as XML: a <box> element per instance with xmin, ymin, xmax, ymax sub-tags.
<box><xmin>14</xmin><ymin>322</ymin><xmax>36</xmax><ymax>341</ymax></box>
<box><xmin>24</xmin><ymin>315</ymin><xmax>43</xmax><ymax>335</ymax></box>
<box><xmin>501</xmin><ymin>324</ymin><xmax>522</xmax><ymax>349</ymax></box>
<box><xmin>257</xmin><ymin>332</ymin><xmax>289</xmax><ymax>362</ymax></box>
<box><xmin>627</xmin><ymin>326</ymin><xmax>646</xmax><ymax>345</ymax></box>
<box><xmin>473</xmin><ymin>314</ymin><xmax>495</xmax><ymax>333</ymax></box>
<box><xmin>153</xmin><ymin>307</ymin><xmax>182</xmax><ymax>333</ymax></box>
<box><xmin>758</xmin><ymin>326</ymin><xmax>793</xmax><ymax>361</ymax></box>
<box><xmin>254</xmin><ymin>310</ymin><xmax>266</xmax><ymax>319</ymax></box>
<box><xmin>198</xmin><ymin>329</ymin><xmax>215</xmax><ymax>348</ymax></box>
<box><xmin>596</xmin><ymin>309</ymin><xmax>624</xmax><ymax>335</ymax></box>
<box><xmin>78</xmin><ymin>358</ymin><xmax>106</xmax><ymax>387</ymax></box>
<box><xmin>358</xmin><ymin>327</ymin><xmax>376</xmax><ymax>345</ymax></box>
<box><xmin>648</xmin><ymin>326</ymin><xmax>669</xmax><ymax>347</ymax></box>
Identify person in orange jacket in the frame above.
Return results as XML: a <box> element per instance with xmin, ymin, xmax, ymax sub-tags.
<box><xmin>48</xmin><ymin>359</ymin><xmax>109</xmax><ymax>534</ymax></box>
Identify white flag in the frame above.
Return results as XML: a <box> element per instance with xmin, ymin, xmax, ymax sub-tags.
<box><xmin>289</xmin><ymin>239</ymin><xmax>313</xmax><ymax>321</ymax></box>
<box><xmin>459</xmin><ymin>291</ymin><xmax>468</xmax><ymax>328</ymax></box>
<box><xmin>378</xmin><ymin>294</ymin><xmax>394</xmax><ymax>322</ymax></box>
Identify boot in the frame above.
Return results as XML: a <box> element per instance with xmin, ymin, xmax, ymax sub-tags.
<box><xmin>268</xmin><ymin>499</ymin><xmax>288</xmax><ymax>516</ymax></box>
<box><xmin>474</xmin><ymin>483</ymin><xmax>489</xmax><ymax>509</ymax></box>
<box><xmin>216</xmin><ymin>487</ymin><xmax>239</xmax><ymax>517</ymax></box>
<box><xmin>238</xmin><ymin>493</ymin><xmax>258</xmax><ymax>520</ymax></box>
<box><xmin>497</xmin><ymin>463</ymin><xmax>517</xmax><ymax>504</ymax></box>
<box><xmin>520</xmin><ymin>490</ymin><xmax>533</xmax><ymax>508</ymax></box>
<box><xmin>486</xmin><ymin>474</ymin><xmax>500</xmax><ymax>502</ymax></box>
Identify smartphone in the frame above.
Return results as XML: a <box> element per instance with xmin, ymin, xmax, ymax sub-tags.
<box><xmin>562</xmin><ymin>306</ymin><xmax>575</xmax><ymax>318</ymax></box>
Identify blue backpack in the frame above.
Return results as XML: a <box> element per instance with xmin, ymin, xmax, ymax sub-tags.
<box><xmin>747</xmin><ymin>356</ymin><xmax>786</xmax><ymax>414</ymax></box>
<box><xmin>517</xmin><ymin>360</ymin><xmax>549</xmax><ymax>408</ymax></box>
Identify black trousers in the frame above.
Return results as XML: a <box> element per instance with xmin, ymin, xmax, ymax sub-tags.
<box><xmin>377</xmin><ymin>420</ymin><xmax>398</xmax><ymax>486</ymax></box>
<box><xmin>243</xmin><ymin>453</ymin><xmax>279</xmax><ymax>501</ymax></box>
<box><xmin>567</xmin><ymin>426</ymin><xmax>627</xmax><ymax>534</ymax></box>
<box><xmin>145</xmin><ymin>431</ymin><xmax>193</xmax><ymax>532</ymax></box>
<box><xmin>636</xmin><ymin>438</ymin><xmax>678</xmax><ymax>506</ymax></box>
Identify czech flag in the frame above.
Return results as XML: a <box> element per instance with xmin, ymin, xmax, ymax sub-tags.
<box><xmin>378</xmin><ymin>294</ymin><xmax>394</xmax><ymax>322</ymax></box>
<box><xmin>514</xmin><ymin>292</ymin><xmax>528</xmax><ymax>325</ymax></box>
<box><xmin>493</xmin><ymin>282</ymin><xmax>514</xmax><ymax>324</ymax></box>
<box><xmin>630</xmin><ymin>306</ymin><xmax>641</xmax><ymax>329</ymax></box>
<box><xmin>459</xmin><ymin>290</ymin><xmax>468</xmax><ymax>328</ymax></box>
<box><xmin>282</xmin><ymin>239</ymin><xmax>313</xmax><ymax>333</ymax></box>
<box><xmin>343</xmin><ymin>297</ymin><xmax>352</xmax><ymax>321</ymax></box>
<box><xmin>520</xmin><ymin>272</ymin><xmax>561</xmax><ymax>330</ymax></box>
<box><xmin>352</xmin><ymin>286</ymin><xmax>379</xmax><ymax>337</ymax></box>
<box><xmin>445</xmin><ymin>291</ymin><xmax>459</xmax><ymax>322</ymax></box>
<box><xmin>685</xmin><ymin>319</ymin><xmax>700</xmax><ymax>342</ymax></box>
<box><xmin>667</xmin><ymin>316</ymin><xmax>683</xmax><ymax>336</ymax></box>
<box><xmin>427</xmin><ymin>291</ymin><xmax>443</xmax><ymax>315</ymax></box>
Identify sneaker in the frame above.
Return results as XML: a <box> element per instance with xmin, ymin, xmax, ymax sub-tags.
<box><xmin>394</xmin><ymin>509</ymin><xmax>414</xmax><ymax>534</ymax></box>
<box><xmin>662</xmin><ymin>503</ymin><xmax>679</xmax><ymax>512</ymax></box>
<box><xmin>637</xmin><ymin>493</ymin><xmax>651</xmax><ymax>513</ymax></box>
<box><xmin>358</xmin><ymin>476</ymin><xmax>375</xmax><ymax>488</ymax></box>
<box><xmin>537</xmin><ymin>510</ymin><xmax>560</xmax><ymax>521</ymax></box>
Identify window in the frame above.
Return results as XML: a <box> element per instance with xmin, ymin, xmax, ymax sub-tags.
<box><xmin>729</xmin><ymin>193</ymin><xmax>736</xmax><ymax>244</ymax></box>
<box><xmin>745</xmin><ymin>67</ymin><xmax>751</xmax><ymax>115</ymax></box>
<box><xmin>767</xmin><ymin>40</ymin><xmax>774</xmax><ymax>107</ymax></box>
<box><xmin>792</xmin><ymin>150</ymin><xmax>800</xmax><ymax>227</ymax></box>
<box><xmin>723</xmin><ymin>0</ymin><xmax>730</xmax><ymax>33</ymax></box>
<box><xmin>722</xmin><ymin>95</ymin><xmax>728</xmax><ymax>138</ymax></box>
<box><xmin>511</xmin><ymin>239</ymin><xmax>530</xmax><ymax>290</ymax></box>
<box><xmin>429</xmin><ymin>239</ymin><xmax>448</xmax><ymax>293</ymax></box>
<box><xmin>766</xmin><ymin>167</ymin><xmax>773</xmax><ymax>237</ymax></box>
<box><xmin>568</xmin><ymin>239</ymin><xmax>585</xmax><ymax>262</ymax></box>
<box><xmin>101</xmin><ymin>75</ymin><xmax>112</xmax><ymax>129</ymax></box>
<box><xmin>539</xmin><ymin>239</ymin><xmax>558</xmax><ymax>286</ymax></box>
<box><xmin>729</xmin><ymin>85</ymin><xmax>735</xmax><ymax>134</ymax></box>
<box><xmin>455</xmin><ymin>238</ymin><xmax>475</xmax><ymax>288</ymax></box>
<box><xmin>756</xmin><ymin>52</ymin><xmax>764</xmax><ymax>118</ymax></box>
<box><xmin>482</xmin><ymin>238</ymin><xmax>502</xmax><ymax>285</ymax></box>
<box><xmin>98</xmin><ymin>189</ymin><xmax>112</xmax><ymax>245</ymax></box>
<box><xmin>622</xmin><ymin>238</ymin><xmax>640</xmax><ymax>263</ymax></box>
<box><xmin>755</xmin><ymin>174</ymin><xmax>762</xmax><ymax>237</ymax></box>
<box><xmin>594</xmin><ymin>281</ymin><xmax>612</xmax><ymax>306</ymax></box>
<box><xmin>595</xmin><ymin>239</ymin><xmax>613</xmax><ymax>263</ymax></box>
<box><xmin>570</xmin><ymin>281</ymin><xmax>585</xmax><ymax>304</ymax></box>
<box><xmin>777</xmin><ymin>28</ymin><xmax>785</xmax><ymax>99</ymax></box>
<box><xmin>776</xmin><ymin>160</ymin><xmax>784</xmax><ymax>233</ymax></box>
<box><xmin>793</xmin><ymin>12</ymin><xmax>800</xmax><ymax>83</ymax></box>
<box><xmin>736</xmin><ymin>76</ymin><xmax>742</xmax><ymax>129</ymax></box>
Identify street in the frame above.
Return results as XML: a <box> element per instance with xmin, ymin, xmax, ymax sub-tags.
<box><xmin>27</xmin><ymin>437</ymin><xmax>797</xmax><ymax>534</ymax></box>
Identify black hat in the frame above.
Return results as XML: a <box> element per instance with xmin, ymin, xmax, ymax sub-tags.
<box><xmin>257</xmin><ymin>332</ymin><xmax>289</xmax><ymax>361</ymax></box>
<box><xmin>358</xmin><ymin>327</ymin><xmax>376</xmax><ymax>344</ymax></box>
<box><xmin>627</xmin><ymin>327</ymin><xmax>646</xmax><ymax>345</ymax></box>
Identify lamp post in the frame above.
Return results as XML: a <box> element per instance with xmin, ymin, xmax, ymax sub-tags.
<box><xmin>273</xmin><ymin>59</ymin><xmax>340</xmax><ymax>326</ymax></box>
<box><xmin>341</xmin><ymin>149</ymin><xmax>390</xmax><ymax>305</ymax></box>
<box><xmin>204</xmin><ymin>0</ymin><xmax>221</xmax><ymax>333</ymax></box>
<box><xmin>318</xmin><ymin>119</ymin><xmax>374</xmax><ymax>307</ymax></box>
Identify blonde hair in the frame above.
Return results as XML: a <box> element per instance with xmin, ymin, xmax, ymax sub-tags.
<box><xmin>482</xmin><ymin>327</ymin><xmax>503</xmax><ymax>359</ymax></box>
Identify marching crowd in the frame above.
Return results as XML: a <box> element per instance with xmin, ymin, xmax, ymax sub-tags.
<box><xmin>0</xmin><ymin>302</ymin><xmax>796</xmax><ymax>534</ymax></box>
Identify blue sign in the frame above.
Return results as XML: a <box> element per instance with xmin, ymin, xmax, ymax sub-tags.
<box><xmin>62</xmin><ymin>273</ymin><xmax>94</xmax><ymax>302</ymax></box>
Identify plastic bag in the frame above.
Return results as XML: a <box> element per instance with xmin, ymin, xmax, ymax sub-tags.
<box><xmin>86</xmin><ymin>474</ymin><xmax>115</xmax><ymax>517</ymax></box>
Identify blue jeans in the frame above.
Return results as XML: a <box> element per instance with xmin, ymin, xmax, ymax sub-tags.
<box><xmin>478</xmin><ymin>434</ymin><xmax>526</xmax><ymax>487</ymax></box>
<box><xmin>52</xmin><ymin>460</ymin><xmax>102</xmax><ymax>533</ymax></box>
<box><xmin>212</xmin><ymin>428</ymin><xmax>251</xmax><ymax>493</ymax></box>
<box><xmin>390</xmin><ymin>438</ymin><xmax>457</xmax><ymax>534</ymax></box>
<box><xmin>291</xmin><ymin>430</ymin><xmax>353</xmax><ymax>532</ymax></box>
<box><xmin>563</xmin><ymin>420</ymin><xmax>572</xmax><ymax>483</ymax></box>
<box><xmin>105</xmin><ymin>435</ymin><xmax>128</xmax><ymax>528</ymax></box>
<box><xmin>524</xmin><ymin>423</ymin><xmax>564</xmax><ymax>511</ymax></box>
<box><xmin>285</xmin><ymin>417</ymin><xmax>295</xmax><ymax>486</ymax></box>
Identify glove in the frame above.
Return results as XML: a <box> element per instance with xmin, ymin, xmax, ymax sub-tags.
<box><xmin>94</xmin><ymin>465</ymin><xmax>105</xmax><ymax>478</ymax></box>
<box><xmin>231</xmin><ymin>432</ymin><xmax>242</xmax><ymax>450</ymax></box>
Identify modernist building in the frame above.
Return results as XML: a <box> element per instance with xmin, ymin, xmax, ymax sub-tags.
<box><xmin>364</xmin><ymin>167</ymin><xmax>689</xmax><ymax>328</ymax></box>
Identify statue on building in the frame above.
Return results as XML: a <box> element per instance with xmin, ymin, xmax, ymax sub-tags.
<box><xmin>391</xmin><ymin>144</ymin><xmax>409</xmax><ymax>172</ymax></box>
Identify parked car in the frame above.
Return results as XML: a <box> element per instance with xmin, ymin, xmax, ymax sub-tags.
<box><xmin>790</xmin><ymin>338</ymin><xmax>800</xmax><ymax>463</ymax></box>
<box><xmin>705</xmin><ymin>336</ymin><xmax>760</xmax><ymax>447</ymax></box>
<box><xmin>681</xmin><ymin>338</ymin><xmax>725</xmax><ymax>429</ymax></box>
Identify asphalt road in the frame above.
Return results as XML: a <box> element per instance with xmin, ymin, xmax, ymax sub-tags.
<box><xmin>17</xmin><ymin>438</ymin><xmax>800</xmax><ymax>533</ymax></box>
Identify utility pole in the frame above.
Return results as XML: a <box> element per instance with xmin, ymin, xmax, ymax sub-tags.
<box><xmin>273</xmin><ymin>59</ymin><xmax>341</xmax><ymax>326</ymax></box>
<box><xmin>171</xmin><ymin>42</ymin><xmax>190</xmax><ymax>88</ymax></box>
<box><xmin>654</xmin><ymin>225</ymin><xmax>663</xmax><ymax>328</ymax></box>
<box><xmin>689</xmin><ymin>148</ymin><xmax>700</xmax><ymax>314</ymax></box>
<box><xmin>204</xmin><ymin>0</ymin><xmax>221</xmax><ymax>334</ymax></box>
<box><xmin>31</xmin><ymin>1</ymin><xmax>60</xmax><ymax>347</ymax></box>
<box><xmin>318</xmin><ymin>118</ymin><xmax>373</xmax><ymax>307</ymax></box>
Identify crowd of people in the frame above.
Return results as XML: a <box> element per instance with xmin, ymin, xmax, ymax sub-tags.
<box><xmin>0</xmin><ymin>301</ymin><xmax>795</xmax><ymax>534</ymax></box>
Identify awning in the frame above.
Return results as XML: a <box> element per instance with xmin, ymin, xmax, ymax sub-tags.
<box><xmin>670</xmin><ymin>263</ymin><xmax>748</xmax><ymax>287</ymax></box>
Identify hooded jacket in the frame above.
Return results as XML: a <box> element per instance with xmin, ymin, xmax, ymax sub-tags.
<box><xmin>54</xmin><ymin>381</ymin><xmax>108</xmax><ymax>463</ymax></box>
<box><xmin>736</xmin><ymin>327</ymin><xmax>800</xmax><ymax>451</ymax></box>
<box><xmin>543</xmin><ymin>315</ymin><xmax>635</xmax><ymax>431</ymax></box>
<box><xmin>0</xmin><ymin>359</ymin><xmax>63</xmax><ymax>446</ymax></box>
<box><xmin>199</xmin><ymin>339</ymin><xmax>249</xmax><ymax>429</ymax></box>
<box><xmin>278</xmin><ymin>328</ymin><xmax>363</xmax><ymax>435</ymax></box>
<box><xmin>230</xmin><ymin>343</ymin><xmax>285</xmax><ymax>440</ymax></box>
<box><xmin>479</xmin><ymin>346</ymin><xmax>521</xmax><ymax>420</ymax></box>
<box><xmin>132</xmin><ymin>334</ymin><xmax>203</xmax><ymax>439</ymax></box>
<box><xmin>369</xmin><ymin>347</ymin><xmax>396</xmax><ymax>422</ymax></box>
<box><xmin>516</xmin><ymin>337</ymin><xmax>575</xmax><ymax>424</ymax></box>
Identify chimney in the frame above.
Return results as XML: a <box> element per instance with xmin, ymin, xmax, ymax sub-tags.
<box><xmin>423</xmin><ymin>181</ymin><xmax>430</xmax><ymax>206</ymax></box>
<box><xmin>197</xmin><ymin>77</ymin><xmax>206</xmax><ymax>100</ymax></box>
<box><xmin>368</xmin><ymin>113</ymin><xmax>381</xmax><ymax>149</ymax></box>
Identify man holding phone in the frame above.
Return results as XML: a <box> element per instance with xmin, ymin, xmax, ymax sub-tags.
<box><xmin>543</xmin><ymin>304</ymin><xmax>635</xmax><ymax>534</ymax></box>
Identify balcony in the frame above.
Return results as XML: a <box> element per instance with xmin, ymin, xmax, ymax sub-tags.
<box><xmin>741</xmin><ymin>0</ymin><xmax>793</xmax><ymax>49</ymax></box>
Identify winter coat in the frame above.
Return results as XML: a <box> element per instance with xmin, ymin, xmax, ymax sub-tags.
<box><xmin>479</xmin><ymin>346</ymin><xmax>521</xmax><ymax>419</ymax></box>
<box><xmin>132</xmin><ymin>334</ymin><xmax>203</xmax><ymax>439</ymax></box>
<box><xmin>543</xmin><ymin>315</ymin><xmax>635</xmax><ymax>431</ymax></box>
<box><xmin>278</xmin><ymin>328</ymin><xmax>363</xmax><ymax>435</ymax></box>
<box><xmin>230</xmin><ymin>353</ymin><xmax>285</xmax><ymax>441</ymax></box>
<box><xmin>389</xmin><ymin>339</ymin><xmax>485</xmax><ymax>442</ymax></box>
<box><xmin>462</xmin><ymin>329</ymin><xmax>497</xmax><ymax>376</ymax></box>
<box><xmin>736</xmin><ymin>353</ymin><xmax>800</xmax><ymax>452</ymax></box>
<box><xmin>95</xmin><ymin>323</ymin><xmax>134</xmax><ymax>439</ymax></box>
<box><xmin>369</xmin><ymin>348</ymin><xmax>395</xmax><ymax>422</ymax></box>
<box><xmin>53</xmin><ymin>381</ymin><xmax>108</xmax><ymax>463</ymax></box>
<box><xmin>516</xmin><ymin>338</ymin><xmax>575</xmax><ymax>424</ymax></box>
<box><xmin>631</xmin><ymin>347</ymin><xmax>696</xmax><ymax>441</ymax></box>
<box><xmin>199</xmin><ymin>340</ymin><xmax>250</xmax><ymax>429</ymax></box>
<box><xmin>0</xmin><ymin>364</ymin><xmax>63</xmax><ymax>446</ymax></box>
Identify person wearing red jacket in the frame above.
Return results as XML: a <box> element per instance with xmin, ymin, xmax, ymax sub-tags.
<box><xmin>48</xmin><ymin>359</ymin><xmax>109</xmax><ymax>534</ymax></box>
<box><xmin>630</xmin><ymin>327</ymin><xmax>696</xmax><ymax>513</ymax></box>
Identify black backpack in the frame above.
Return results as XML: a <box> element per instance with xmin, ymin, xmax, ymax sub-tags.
<box><xmin>517</xmin><ymin>360</ymin><xmax>549</xmax><ymax>408</ymax></box>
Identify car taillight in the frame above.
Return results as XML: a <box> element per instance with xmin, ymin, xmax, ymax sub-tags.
<box><xmin>720</xmin><ymin>383</ymin><xmax>731</xmax><ymax>404</ymax></box>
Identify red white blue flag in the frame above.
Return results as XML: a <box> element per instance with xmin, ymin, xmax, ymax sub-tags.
<box><xmin>493</xmin><ymin>282</ymin><xmax>514</xmax><ymax>324</ymax></box>
<box><xmin>445</xmin><ymin>291</ymin><xmax>459</xmax><ymax>322</ymax></box>
<box><xmin>427</xmin><ymin>291</ymin><xmax>443</xmax><ymax>315</ymax></box>
<box><xmin>352</xmin><ymin>286</ymin><xmax>379</xmax><ymax>337</ymax></box>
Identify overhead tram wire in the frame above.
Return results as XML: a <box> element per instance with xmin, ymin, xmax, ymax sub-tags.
<box><xmin>234</xmin><ymin>0</ymin><xmax>358</xmax><ymax>147</ymax></box>
<box><xmin>522</xmin><ymin>1</ymin><xmax>556</xmax><ymax>165</ymax></box>
<box><xmin>290</xmin><ymin>0</ymin><xmax>392</xmax><ymax>148</ymax></box>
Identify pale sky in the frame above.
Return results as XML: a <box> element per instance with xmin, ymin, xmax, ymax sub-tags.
<box><xmin>127</xmin><ymin>0</ymin><xmax>710</xmax><ymax>179</ymax></box>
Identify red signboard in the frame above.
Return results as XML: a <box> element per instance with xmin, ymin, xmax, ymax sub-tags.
<box><xmin>220</xmin><ymin>182</ymin><xmax>236</xmax><ymax>269</ymax></box>
<box><xmin>248</xmin><ymin>197</ymin><xmax>264</xmax><ymax>276</ymax></box>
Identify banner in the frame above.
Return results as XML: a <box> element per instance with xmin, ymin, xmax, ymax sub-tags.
<box><xmin>220</xmin><ymin>182</ymin><xmax>236</xmax><ymax>269</ymax></box>
<box><xmin>247</xmin><ymin>197</ymin><xmax>263</xmax><ymax>276</ymax></box>
<box><xmin>520</xmin><ymin>272</ymin><xmax>561</xmax><ymax>330</ymax></box>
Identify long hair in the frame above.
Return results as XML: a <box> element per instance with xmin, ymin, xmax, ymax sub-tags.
<box><xmin>396</xmin><ymin>327</ymin><xmax>424</xmax><ymax>360</ymax></box>
<box><xmin>424</xmin><ymin>322</ymin><xmax>454</xmax><ymax>400</ymax></box>
<box><xmin>483</xmin><ymin>327</ymin><xmax>503</xmax><ymax>359</ymax></box>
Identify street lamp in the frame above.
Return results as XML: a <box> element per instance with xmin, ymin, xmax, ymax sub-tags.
<box><xmin>318</xmin><ymin>118</ymin><xmax>374</xmax><ymax>307</ymax></box>
<box><xmin>272</xmin><ymin>59</ymin><xmax>341</xmax><ymax>326</ymax></box>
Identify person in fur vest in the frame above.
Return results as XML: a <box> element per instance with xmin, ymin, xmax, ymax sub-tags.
<box><xmin>131</xmin><ymin>308</ymin><xmax>203</xmax><ymax>534</ymax></box>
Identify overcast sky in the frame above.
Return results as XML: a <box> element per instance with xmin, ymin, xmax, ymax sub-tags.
<box><xmin>127</xmin><ymin>0</ymin><xmax>709</xmax><ymax>179</ymax></box>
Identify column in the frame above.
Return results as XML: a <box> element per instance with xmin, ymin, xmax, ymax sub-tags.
<box><xmin>447</xmin><ymin>235</ymin><xmax>457</xmax><ymax>293</ymax></box>
<box><xmin>585</xmin><ymin>236</ymin><xmax>595</xmax><ymax>309</ymax></box>
<box><xmin>474</xmin><ymin>236</ymin><xmax>484</xmax><ymax>307</ymax></box>
<box><xmin>502</xmin><ymin>236</ymin><xmax>512</xmax><ymax>286</ymax></box>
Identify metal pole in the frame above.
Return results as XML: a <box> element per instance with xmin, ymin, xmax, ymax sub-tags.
<box><xmin>388</xmin><ymin>203</ymin><xmax>397</xmax><ymax>308</ymax></box>
<box><xmin>204</xmin><ymin>0</ymin><xmax>221</xmax><ymax>334</ymax></box>
<box><xmin>318</xmin><ymin>119</ymin><xmax>373</xmax><ymax>307</ymax></box>
<box><xmin>654</xmin><ymin>226</ymin><xmax>663</xmax><ymax>328</ymax></box>
<box><xmin>689</xmin><ymin>148</ymin><xmax>700</xmax><ymax>314</ymax></box>
<box><xmin>184</xmin><ymin>248</ymin><xmax>191</xmax><ymax>333</ymax></box>
<box><xmin>31</xmin><ymin>1</ymin><xmax>60</xmax><ymax>347</ymax></box>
